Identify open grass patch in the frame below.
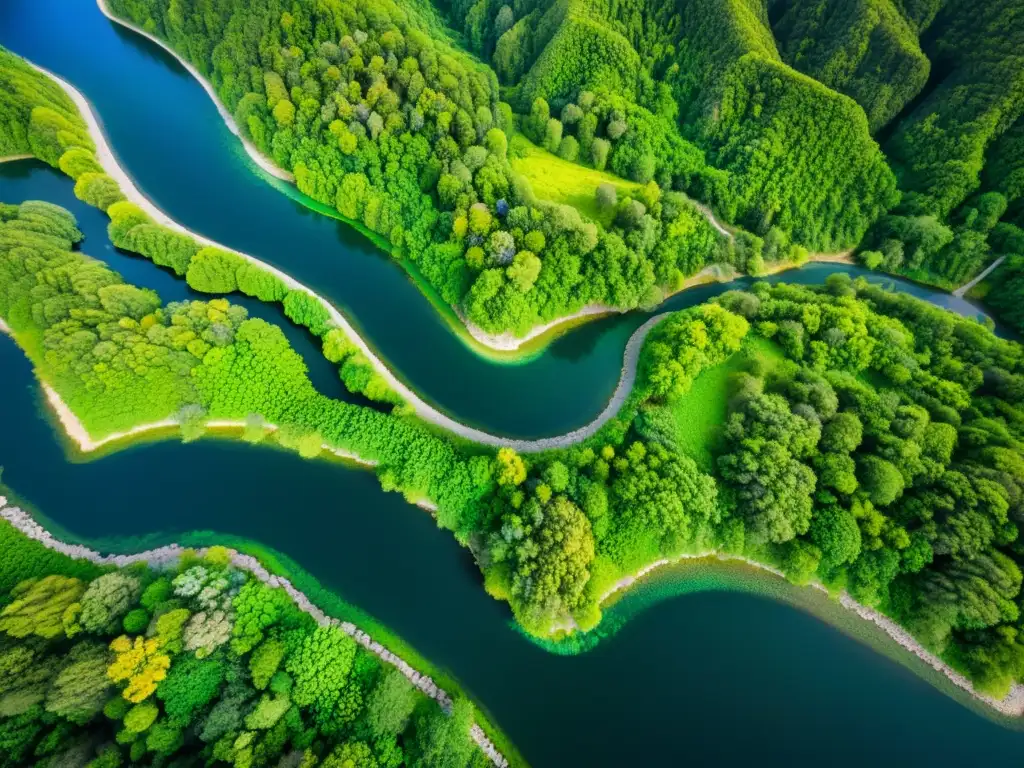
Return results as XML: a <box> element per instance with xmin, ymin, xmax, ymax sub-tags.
<box><xmin>664</xmin><ymin>336</ymin><xmax>785</xmax><ymax>470</ymax></box>
<box><xmin>510</xmin><ymin>133</ymin><xmax>642</xmax><ymax>225</ymax></box>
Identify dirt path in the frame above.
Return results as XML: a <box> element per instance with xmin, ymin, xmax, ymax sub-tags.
<box><xmin>954</xmin><ymin>255</ymin><xmax>1006</xmax><ymax>298</ymax></box>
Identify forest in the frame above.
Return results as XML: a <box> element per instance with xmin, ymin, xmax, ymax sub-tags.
<box><xmin>470</xmin><ymin>273</ymin><xmax>1024</xmax><ymax>698</ymax></box>
<box><xmin>102</xmin><ymin>0</ymin><xmax>832</xmax><ymax>340</ymax></box>
<box><xmin>4</xmin><ymin>0</ymin><xmax>1024</xmax><ymax>729</ymax></box>
<box><xmin>0</xmin><ymin>197</ymin><xmax>493</xmax><ymax>522</ymax></box>
<box><xmin>0</xmin><ymin>506</ymin><xmax>492</xmax><ymax>767</ymax></box>
<box><xmin>101</xmin><ymin>0</ymin><xmax>1024</xmax><ymax>337</ymax></box>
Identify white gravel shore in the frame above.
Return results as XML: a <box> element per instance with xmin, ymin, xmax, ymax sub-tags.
<box><xmin>0</xmin><ymin>500</ymin><xmax>507</xmax><ymax>767</ymax></box>
<box><xmin>96</xmin><ymin>0</ymin><xmax>292</xmax><ymax>183</ymax></box>
<box><xmin>590</xmin><ymin>551</ymin><xmax>1024</xmax><ymax>717</ymax></box>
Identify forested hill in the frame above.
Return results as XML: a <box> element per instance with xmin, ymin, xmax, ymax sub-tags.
<box><xmin>439</xmin><ymin>0</ymin><xmax>1024</xmax><ymax>324</ymax></box>
<box><xmin>771</xmin><ymin>0</ymin><xmax>931</xmax><ymax>132</ymax></box>
<box><xmin>107</xmin><ymin>0</ymin><xmax>1024</xmax><ymax>337</ymax></box>
<box><xmin>444</xmin><ymin>0</ymin><xmax>900</xmax><ymax>250</ymax></box>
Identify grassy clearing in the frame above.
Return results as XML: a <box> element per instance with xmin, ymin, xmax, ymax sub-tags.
<box><xmin>666</xmin><ymin>336</ymin><xmax>785</xmax><ymax>470</ymax></box>
<box><xmin>510</xmin><ymin>133</ymin><xmax>642</xmax><ymax>225</ymax></box>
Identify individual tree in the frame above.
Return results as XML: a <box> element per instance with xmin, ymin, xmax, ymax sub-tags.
<box><xmin>0</xmin><ymin>575</ymin><xmax>84</xmax><ymax>639</ymax></box>
<box><xmin>157</xmin><ymin>652</ymin><xmax>225</xmax><ymax>727</ymax></box>
<box><xmin>286</xmin><ymin>626</ymin><xmax>357</xmax><ymax>726</ymax></box>
<box><xmin>409</xmin><ymin>698</ymin><xmax>475</xmax><ymax>768</ymax></box>
<box><xmin>79</xmin><ymin>573</ymin><xmax>142</xmax><ymax>635</ymax></box>
<box><xmin>44</xmin><ymin>642</ymin><xmax>112</xmax><ymax>724</ymax></box>
<box><xmin>364</xmin><ymin>668</ymin><xmax>417</xmax><ymax>740</ymax></box>
<box><xmin>185</xmin><ymin>248</ymin><xmax>244</xmax><ymax>294</ymax></box>
<box><xmin>506</xmin><ymin>250</ymin><xmax>540</xmax><ymax>291</ymax></box>
<box><xmin>107</xmin><ymin>636</ymin><xmax>170</xmax><ymax>703</ymax></box>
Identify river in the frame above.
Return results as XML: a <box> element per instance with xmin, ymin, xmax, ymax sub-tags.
<box><xmin>0</xmin><ymin>0</ymin><xmax>998</xmax><ymax>441</ymax></box>
<box><xmin>2</xmin><ymin>2</ymin><xmax>1024</xmax><ymax>765</ymax></box>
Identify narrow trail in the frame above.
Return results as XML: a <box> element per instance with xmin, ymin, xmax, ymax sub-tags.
<box><xmin>954</xmin><ymin>255</ymin><xmax>1006</xmax><ymax>298</ymax></box>
<box><xmin>0</xmin><ymin>501</ymin><xmax>508</xmax><ymax>767</ymax></box>
<box><xmin>691</xmin><ymin>200</ymin><xmax>733</xmax><ymax>238</ymax></box>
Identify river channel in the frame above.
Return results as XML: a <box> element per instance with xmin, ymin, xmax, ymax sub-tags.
<box><xmin>2</xmin><ymin>2</ymin><xmax>1023</xmax><ymax>765</ymax></box>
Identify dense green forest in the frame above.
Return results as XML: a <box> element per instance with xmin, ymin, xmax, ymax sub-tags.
<box><xmin>98</xmin><ymin>0</ymin><xmax>1024</xmax><ymax>333</ymax></box>
<box><xmin>8</xmin><ymin>0</ymin><xmax>1024</xmax><ymax>712</ymax></box>
<box><xmin>0</xmin><ymin>510</ymin><xmax>492</xmax><ymax>767</ymax></box>
<box><xmin>440</xmin><ymin>0</ymin><xmax>899</xmax><ymax>250</ymax></box>
<box><xmin>857</xmin><ymin>0</ymin><xmax>1024</xmax><ymax>299</ymax></box>
<box><xmin>102</xmin><ymin>0</ymin><xmax>816</xmax><ymax>339</ymax></box>
<box><xmin>0</xmin><ymin>197</ymin><xmax>502</xmax><ymax>525</ymax></box>
<box><xmin>11</xmin><ymin>196</ymin><xmax>1024</xmax><ymax>702</ymax></box>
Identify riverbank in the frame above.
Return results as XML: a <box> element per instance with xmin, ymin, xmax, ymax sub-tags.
<box><xmin>26</xmin><ymin>60</ymin><xmax>531</xmax><ymax>447</ymax></box>
<box><xmin>463</xmin><ymin>264</ymin><xmax>728</xmax><ymax>352</ymax></box>
<box><xmin>40</xmin><ymin>379</ymin><xmax>371</xmax><ymax>466</ymax></box>
<box><xmin>463</xmin><ymin>252</ymin><xmax>856</xmax><ymax>353</ymax></box>
<box><xmin>575</xmin><ymin>549</ymin><xmax>1024</xmax><ymax>718</ymax></box>
<box><xmin>8</xmin><ymin>60</ymin><xmax>683</xmax><ymax>452</ymax></box>
<box><xmin>95</xmin><ymin>0</ymin><xmax>853</xmax><ymax>361</ymax></box>
<box><xmin>0</xmin><ymin>499</ymin><xmax>509</xmax><ymax>767</ymax></box>
<box><xmin>0</xmin><ymin>153</ymin><xmax>33</xmax><ymax>164</ymax></box>
<box><xmin>35</xmin><ymin>377</ymin><xmax>455</xmax><ymax>514</ymax></box>
<box><xmin>95</xmin><ymin>0</ymin><xmax>292</xmax><ymax>184</ymax></box>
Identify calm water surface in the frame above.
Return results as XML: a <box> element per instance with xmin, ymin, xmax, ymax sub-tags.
<box><xmin>0</xmin><ymin>0</ymin><xmax>997</xmax><ymax>439</ymax></box>
<box><xmin>2</xmin><ymin>3</ymin><xmax>1023</xmax><ymax>766</ymax></box>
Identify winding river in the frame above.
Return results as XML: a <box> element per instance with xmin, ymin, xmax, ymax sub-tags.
<box><xmin>0</xmin><ymin>0</ymin><xmax>998</xmax><ymax>441</ymax></box>
<box><xmin>3</xmin><ymin>2</ymin><xmax>1024</xmax><ymax>765</ymax></box>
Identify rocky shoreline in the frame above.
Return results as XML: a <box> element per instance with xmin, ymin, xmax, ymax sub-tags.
<box><xmin>0</xmin><ymin>499</ymin><xmax>508</xmax><ymax>767</ymax></box>
<box><xmin>95</xmin><ymin>0</ymin><xmax>293</xmax><ymax>184</ymax></box>
<box><xmin>588</xmin><ymin>550</ymin><xmax>1024</xmax><ymax>718</ymax></box>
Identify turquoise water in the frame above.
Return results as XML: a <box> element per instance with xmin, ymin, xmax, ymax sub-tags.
<box><xmin>2</xmin><ymin>3</ymin><xmax>1024</xmax><ymax>766</ymax></box>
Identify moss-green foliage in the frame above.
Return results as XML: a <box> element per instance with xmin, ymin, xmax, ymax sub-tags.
<box><xmin>0</xmin><ymin>200</ymin><xmax>481</xmax><ymax>526</ymax></box>
<box><xmin>706</xmin><ymin>275</ymin><xmax>1024</xmax><ymax>696</ymax></box>
<box><xmin>73</xmin><ymin>173</ymin><xmax>126</xmax><ymax>212</ymax></box>
<box><xmin>0</xmin><ymin>519</ymin><xmax>487</xmax><ymax>766</ymax></box>
<box><xmin>0</xmin><ymin>201</ymin><xmax>204</xmax><ymax>433</ymax></box>
<box><xmin>885</xmin><ymin>0</ymin><xmax>1024</xmax><ymax>219</ymax></box>
<box><xmin>661</xmin><ymin>336</ymin><xmax>784</xmax><ymax>470</ymax></box>
<box><xmin>688</xmin><ymin>33</ymin><xmax>899</xmax><ymax>250</ymax></box>
<box><xmin>57</xmin><ymin>147</ymin><xmax>104</xmax><ymax>180</ymax></box>
<box><xmin>0</xmin><ymin>46</ymin><xmax>94</xmax><ymax>164</ymax></box>
<box><xmin>983</xmin><ymin>247</ymin><xmax>1024</xmax><ymax>333</ymax></box>
<box><xmin>639</xmin><ymin>303</ymin><xmax>750</xmax><ymax>400</ymax></box>
<box><xmin>185</xmin><ymin>247</ymin><xmax>244</xmax><ymax>293</ymax></box>
<box><xmin>0</xmin><ymin>520</ymin><xmax>103</xmax><ymax>595</ymax></box>
<box><xmin>104</xmin><ymin>0</ymin><xmax>729</xmax><ymax>337</ymax></box>
<box><xmin>510</xmin><ymin>133</ymin><xmax>642</xmax><ymax>224</ymax></box>
<box><xmin>772</xmin><ymin>0</ymin><xmax>931</xmax><ymax>132</ymax></box>
<box><xmin>466</xmin><ymin>0</ymin><xmax>899</xmax><ymax>252</ymax></box>
<box><xmin>511</xmin><ymin>2</ymin><xmax>643</xmax><ymax>109</ymax></box>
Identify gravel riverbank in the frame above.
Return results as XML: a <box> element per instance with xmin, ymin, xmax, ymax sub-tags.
<box><xmin>589</xmin><ymin>550</ymin><xmax>1024</xmax><ymax>718</ymax></box>
<box><xmin>0</xmin><ymin>499</ymin><xmax>508</xmax><ymax>767</ymax></box>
